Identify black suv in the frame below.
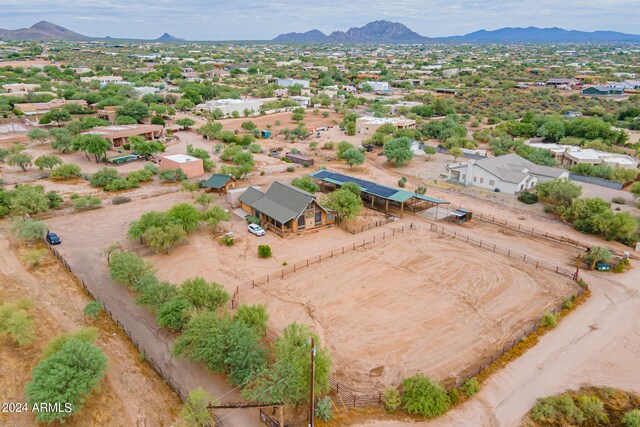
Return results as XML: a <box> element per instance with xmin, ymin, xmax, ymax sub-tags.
<box><xmin>46</xmin><ymin>231</ymin><xmax>61</xmax><ymax>245</ymax></box>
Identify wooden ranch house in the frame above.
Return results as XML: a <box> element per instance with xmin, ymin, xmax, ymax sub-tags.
<box><xmin>201</xmin><ymin>174</ymin><xmax>236</xmax><ymax>193</ymax></box>
<box><xmin>238</xmin><ymin>182</ymin><xmax>334</xmax><ymax>237</ymax></box>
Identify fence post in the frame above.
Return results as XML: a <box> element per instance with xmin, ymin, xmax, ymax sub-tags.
<box><xmin>523</xmin><ymin>254</ymin><xmax>527</xmax><ymax>262</ymax></box>
<box><xmin>353</xmin><ymin>396</ymin><xmax>356</xmax><ymax>408</ymax></box>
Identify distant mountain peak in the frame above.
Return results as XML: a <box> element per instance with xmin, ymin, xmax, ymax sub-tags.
<box><xmin>435</xmin><ymin>26</ymin><xmax>640</xmax><ymax>43</ymax></box>
<box><xmin>274</xmin><ymin>20</ymin><xmax>431</xmax><ymax>44</ymax></box>
<box><xmin>0</xmin><ymin>20</ymin><xmax>88</xmax><ymax>41</ymax></box>
<box><xmin>156</xmin><ymin>33</ymin><xmax>185</xmax><ymax>42</ymax></box>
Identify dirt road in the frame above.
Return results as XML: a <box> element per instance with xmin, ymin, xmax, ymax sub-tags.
<box><xmin>353</xmin><ymin>266</ymin><xmax>640</xmax><ymax>426</ymax></box>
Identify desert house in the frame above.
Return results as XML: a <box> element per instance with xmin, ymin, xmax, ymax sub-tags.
<box><xmin>158</xmin><ymin>154</ymin><xmax>204</xmax><ymax>179</ymax></box>
<box><xmin>355</xmin><ymin>116</ymin><xmax>417</xmax><ymax>136</ymax></box>
<box><xmin>526</xmin><ymin>142</ymin><xmax>639</xmax><ymax>169</ymax></box>
<box><xmin>82</xmin><ymin>124</ymin><xmax>164</xmax><ymax>148</ymax></box>
<box><xmin>285</xmin><ymin>153</ymin><xmax>314</xmax><ymax>166</ymax></box>
<box><xmin>580</xmin><ymin>85</ymin><xmax>624</xmax><ymax>96</ymax></box>
<box><xmin>275</xmin><ymin>78</ymin><xmax>310</xmax><ymax>88</ymax></box>
<box><xmin>238</xmin><ymin>181</ymin><xmax>334</xmax><ymax>237</ymax></box>
<box><xmin>2</xmin><ymin>83</ymin><xmax>40</xmax><ymax>94</ymax></box>
<box><xmin>195</xmin><ymin>98</ymin><xmax>265</xmax><ymax>117</ymax></box>
<box><xmin>447</xmin><ymin>153</ymin><xmax>569</xmax><ymax>194</ymax></box>
<box><xmin>14</xmin><ymin>99</ymin><xmax>88</xmax><ymax>116</ymax></box>
<box><xmin>200</xmin><ymin>174</ymin><xmax>236</xmax><ymax>194</ymax></box>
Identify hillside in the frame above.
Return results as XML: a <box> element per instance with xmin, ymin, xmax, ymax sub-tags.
<box><xmin>436</xmin><ymin>26</ymin><xmax>640</xmax><ymax>43</ymax></box>
<box><xmin>0</xmin><ymin>21</ymin><xmax>88</xmax><ymax>41</ymax></box>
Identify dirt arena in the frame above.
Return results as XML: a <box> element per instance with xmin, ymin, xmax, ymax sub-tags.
<box><xmin>238</xmin><ymin>231</ymin><xmax>577</xmax><ymax>392</ymax></box>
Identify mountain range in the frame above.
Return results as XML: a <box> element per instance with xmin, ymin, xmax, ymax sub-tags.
<box><xmin>273</xmin><ymin>21</ymin><xmax>640</xmax><ymax>44</ymax></box>
<box><xmin>0</xmin><ymin>21</ymin><xmax>184</xmax><ymax>42</ymax></box>
<box><xmin>2</xmin><ymin>20</ymin><xmax>640</xmax><ymax>44</ymax></box>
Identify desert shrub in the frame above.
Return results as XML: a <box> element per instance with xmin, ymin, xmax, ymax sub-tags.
<box><xmin>22</xmin><ymin>249</ymin><xmax>46</xmax><ymax>267</ymax></box>
<box><xmin>415</xmin><ymin>186</ymin><xmax>427</xmax><ymax>195</ymax></box>
<box><xmin>126</xmin><ymin>169</ymin><xmax>153</xmax><ymax>184</ymax></box>
<box><xmin>83</xmin><ymin>301</ymin><xmax>102</xmax><ymax>319</ymax></box>
<box><xmin>460</xmin><ymin>377</ymin><xmax>480</xmax><ymax>397</ymax></box>
<box><xmin>518</xmin><ymin>191</ymin><xmax>538</xmax><ymax>204</ymax></box>
<box><xmin>90</xmin><ymin>167</ymin><xmax>120</xmax><ymax>188</ymax></box>
<box><xmin>245</xmin><ymin>215</ymin><xmax>260</xmax><ymax>225</ymax></box>
<box><xmin>383</xmin><ymin>387</ymin><xmax>401</xmax><ymax>412</ymax></box>
<box><xmin>73</xmin><ymin>196</ymin><xmax>102</xmax><ymax>209</ymax></box>
<box><xmin>50</xmin><ymin>164</ymin><xmax>82</xmax><ymax>180</ymax></box>
<box><xmin>315</xmin><ymin>396</ymin><xmax>333</xmax><ymax>421</ymax></box>
<box><xmin>156</xmin><ymin>296</ymin><xmax>194</xmax><ymax>330</ymax></box>
<box><xmin>448</xmin><ymin>388</ymin><xmax>460</xmax><ymax>405</ymax></box>
<box><xmin>179</xmin><ymin>277</ymin><xmax>229</xmax><ymax>311</ymax></box>
<box><xmin>234</xmin><ymin>304</ymin><xmax>269</xmax><ymax>335</ymax></box>
<box><xmin>10</xmin><ymin>218</ymin><xmax>47</xmax><ymax>246</ymax></box>
<box><xmin>159</xmin><ymin>168</ymin><xmax>187</xmax><ymax>182</ymax></box>
<box><xmin>291</xmin><ymin>176</ymin><xmax>318</xmax><ymax>193</ymax></box>
<box><xmin>109</xmin><ymin>250</ymin><xmax>154</xmax><ymax>287</ymax></box>
<box><xmin>258</xmin><ymin>245</ymin><xmax>272</xmax><ymax>258</ymax></box>
<box><xmin>398</xmin><ymin>176</ymin><xmax>407</xmax><ymax>187</ymax></box>
<box><xmin>180</xmin><ymin>387</ymin><xmax>216</xmax><ymax>427</ymax></box>
<box><xmin>144</xmin><ymin>163</ymin><xmax>159</xmax><ymax>174</ymax></box>
<box><xmin>137</xmin><ymin>281</ymin><xmax>177</xmax><ymax>310</ymax></box>
<box><xmin>575</xmin><ymin>395</ymin><xmax>608</xmax><ymax>425</ymax></box>
<box><xmin>623</xmin><ymin>409</ymin><xmax>640</xmax><ymax>427</ymax></box>
<box><xmin>0</xmin><ymin>300</ymin><xmax>35</xmax><ymax>346</ymax></box>
<box><xmin>541</xmin><ymin>312</ymin><xmax>558</xmax><ymax>329</ymax></box>
<box><xmin>611</xmin><ymin>196</ymin><xmax>626</xmax><ymax>205</ymax></box>
<box><xmin>323</xmin><ymin>142</ymin><xmax>334</xmax><ymax>150</ymax></box>
<box><xmin>531</xmin><ymin>395</ymin><xmax>585</xmax><ymax>425</ymax></box>
<box><xmin>286</xmin><ymin>166</ymin><xmax>295</xmax><ymax>172</ymax></box>
<box><xmin>401</xmin><ymin>374</ymin><xmax>450</xmax><ymax>418</ymax></box>
<box><xmin>112</xmin><ymin>196</ymin><xmax>132</xmax><ymax>205</ymax></box>
<box><xmin>220</xmin><ymin>234</ymin><xmax>235</xmax><ymax>246</ymax></box>
<box><xmin>561</xmin><ymin>297</ymin><xmax>574</xmax><ymax>310</ymax></box>
<box><xmin>104</xmin><ymin>178</ymin><xmax>137</xmax><ymax>192</ymax></box>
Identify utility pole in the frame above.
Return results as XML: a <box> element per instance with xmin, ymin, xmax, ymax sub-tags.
<box><xmin>590</xmin><ymin>247</ymin><xmax>601</xmax><ymax>271</ymax></box>
<box><xmin>309</xmin><ymin>336</ymin><xmax>316</xmax><ymax>427</ymax></box>
<box><xmin>575</xmin><ymin>254</ymin><xmax>581</xmax><ymax>280</ymax></box>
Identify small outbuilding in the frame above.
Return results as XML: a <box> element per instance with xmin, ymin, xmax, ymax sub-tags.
<box><xmin>285</xmin><ymin>153</ymin><xmax>314</xmax><ymax>166</ymax></box>
<box><xmin>159</xmin><ymin>154</ymin><xmax>204</xmax><ymax>179</ymax></box>
<box><xmin>201</xmin><ymin>174</ymin><xmax>236</xmax><ymax>193</ymax></box>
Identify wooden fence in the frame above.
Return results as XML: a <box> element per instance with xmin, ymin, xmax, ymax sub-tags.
<box><xmin>231</xmin><ymin>223</ymin><xmax>416</xmax><ymax>309</ymax></box>
<box><xmin>46</xmin><ymin>243</ymin><xmax>188</xmax><ymax>403</ymax></box>
<box><xmin>339</xmin><ymin>216</ymin><xmax>396</xmax><ymax>235</ymax></box>
<box><xmin>428</xmin><ymin>223</ymin><xmax>576</xmax><ymax>278</ymax></box>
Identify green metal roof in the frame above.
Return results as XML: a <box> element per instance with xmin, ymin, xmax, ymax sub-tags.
<box><xmin>201</xmin><ymin>174</ymin><xmax>233</xmax><ymax>189</ymax></box>
<box><xmin>415</xmin><ymin>194</ymin><xmax>449</xmax><ymax>204</ymax></box>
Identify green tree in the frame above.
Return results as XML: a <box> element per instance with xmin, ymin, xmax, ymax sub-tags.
<box><xmin>401</xmin><ymin>374</ymin><xmax>450</xmax><ymax>418</ymax></box>
<box><xmin>538</xmin><ymin>120</ymin><xmax>566</xmax><ymax>142</ymax></box>
<box><xmin>423</xmin><ymin>146</ymin><xmax>436</xmax><ymax>160</ymax></box>
<box><xmin>384</xmin><ymin>137</ymin><xmax>413</xmax><ymax>166</ymax></box>
<box><xmin>536</xmin><ymin>179</ymin><xmax>582</xmax><ymax>208</ymax></box>
<box><xmin>173</xmin><ymin>312</ymin><xmax>267</xmax><ymax>387</ymax></box>
<box><xmin>336</xmin><ymin>141</ymin><xmax>353</xmax><ymax>159</ymax></box>
<box><xmin>323</xmin><ymin>187</ymin><xmax>362</xmax><ymax>223</ymax></box>
<box><xmin>234</xmin><ymin>304</ymin><xmax>269</xmax><ymax>336</ymax></box>
<box><xmin>242</xmin><ymin>322</ymin><xmax>331</xmax><ymax>404</ymax></box>
<box><xmin>144</xmin><ymin>223</ymin><xmax>188</xmax><ymax>254</ymax></box>
<box><xmin>130</xmin><ymin>136</ymin><xmax>164</xmax><ymax>157</ymax></box>
<box><xmin>179</xmin><ymin>277</ymin><xmax>229</xmax><ymax>311</ymax></box>
<box><xmin>34</xmin><ymin>155</ymin><xmax>62</xmax><ymax>170</ymax></box>
<box><xmin>157</xmin><ymin>295</ymin><xmax>194</xmax><ymax>330</ymax></box>
<box><xmin>198</xmin><ymin>122</ymin><xmax>223</xmax><ymax>140</ymax></box>
<box><xmin>9</xmin><ymin>185</ymin><xmax>51</xmax><ymax>215</ymax></box>
<box><xmin>49</xmin><ymin>128</ymin><xmax>74</xmax><ymax>153</ymax></box>
<box><xmin>115</xmin><ymin>115</ymin><xmax>137</xmax><ymax>125</ymax></box>
<box><xmin>176</xmin><ymin>118</ymin><xmax>196</xmax><ymax>130</ymax></box>
<box><xmin>50</xmin><ymin>164</ymin><xmax>82</xmax><ymax>180</ymax></box>
<box><xmin>342</xmin><ymin>148</ymin><xmax>365</xmax><ymax>168</ymax></box>
<box><xmin>42</xmin><ymin>108</ymin><xmax>71</xmax><ymax>126</ymax></box>
<box><xmin>8</xmin><ymin>152</ymin><xmax>33</xmax><ymax>171</ymax></box>
<box><xmin>291</xmin><ymin>176</ymin><xmax>318</xmax><ymax>193</ymax></box>
<box><xmin>168</xmin><ymin>203</ymin><xmax>202</xmax><ymax>232</ymax></box>
<box><xmin>109</xmin><ymin>250</ymin><xmax>154</xmax><ymax>287</ymax></box>
<box><xmin>25</xmin><ymin>337</ymin><xmax>107</xmax><ymax>423</ymax></box>
<box><xmin>10</xmin><ymin>218</ymin><xmax>47</xmax><ymax>246</ymax></box>
<box><xmin>448</xmin><ymin>146</ymin><xmax>464</xmax><ymax>162</ymax></box>
<box><xmin>201</xmin><ymin>206</ymin><xmax>231</xmax><ymax>232</ymax></box>
<box><xmin>72</xmin><ymin>134</ymin><xmax>112</xmax><ymax>163</ymax></box>
<box><xmin>194</xmin><ymin>193</ymin><xmax>215</xmax><ymax>209</ymax></box>
<box><xmin>27</xmin><ymin>128</ymin><xmax>50</xmax><ymax>144</ymax></box>
<box><xmin>116</xmin><ymin>100</ymin><xmax>150</xmax><ymax>122</ymax></box>
<box><xmin>179</xmin><ymin>387</ymin><xmax>216</xmax><ymax>427</ymax></box>
<box><xmin>241</xmin><ymin>120</ymin><xmax>257</xmax><ymax>131</ymax></box>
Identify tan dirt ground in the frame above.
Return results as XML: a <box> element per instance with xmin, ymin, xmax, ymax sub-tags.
<box><xmin>0</xmin><ymin>233</ymin><xmax>181</xmax><ymax>427</ymax></box>
<box><xmin>238</xmin><ymin>230</ymin><xmax>576</xmax><ymax>392</ymax></box>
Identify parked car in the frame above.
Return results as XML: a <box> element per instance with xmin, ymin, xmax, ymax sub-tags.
<box><xmin>248</xmin><ymin>224</ymin><xmax>265</xmax><ymax>236</ymax></box>
<box><xmin>46</xmin><ymin>231</ymin><xmax>61</xmax><ymax>245</ymax></box>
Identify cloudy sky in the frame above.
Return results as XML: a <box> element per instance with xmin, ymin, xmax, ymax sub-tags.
<box><xmin>2</xmin><ymin>0</ymin><xmax>639</xmax><ymax>40</ymax></box>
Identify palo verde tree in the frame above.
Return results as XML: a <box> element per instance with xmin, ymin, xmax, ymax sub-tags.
<box><xmin>242</xmin><ymin>322</ymin><xmax>331</xmax><ymax>405</ymax></box>
<box><xmin>72</xmin><ymin>134</ymin><xmax>112</xmax><ymax>163</ymax></box>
